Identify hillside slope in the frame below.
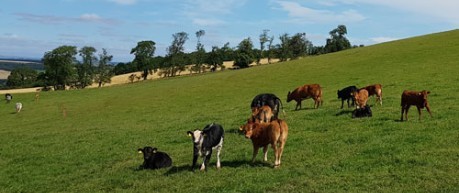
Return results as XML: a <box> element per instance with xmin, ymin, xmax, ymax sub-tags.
<box><xmin>1</xmin><ymin>29</ymin><xmax>458</xmax><ymax>192</ymax></box>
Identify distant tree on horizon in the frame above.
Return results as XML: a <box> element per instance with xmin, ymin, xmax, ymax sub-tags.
<box><xmin>78</xmin><ymin>46</ymin><xmax>97</xmax><ymax>88</ymax></box>
<box><xmin>43</xmin><ymin>45</ymin><xmax>77</xmax><ymax>90</ymax></box>
<box><xmin>130</xmin><ymin>40</ymin><xmax>156</xmax><ymax>80</ymax></box>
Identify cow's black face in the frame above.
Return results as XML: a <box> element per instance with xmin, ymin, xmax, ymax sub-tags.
<box><xmin>138</xmin><ymin>146</ymin><xmax>157</xmax><ymax>160</ymax></box>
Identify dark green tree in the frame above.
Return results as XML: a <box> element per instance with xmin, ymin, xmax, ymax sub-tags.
<box><xmin>325</xmin><ymin>25</ymin><xmax>351</xmax><ymax>53</ymax></box>
<box><xmin>78</xmin><ymin>46</ymin><xmax>97</xmax><ymax>88</ymax></box>
<box><xmin>94</xmin><ymin>48</ymin><xmax>114</xmax><ymax>87</ymax></box>
<box><xmin>6</xmin><ymin>67</ymin><xmax>38</xmax><ymax>88</ymax></box>
<box><xmin>258</xmin><ymin>29</ymin><xmax>270</xmax><ymax>64</ymax></box>
<box><xmin>234</xmin><ymin>38</ymin><xmax>254</xmax><ymax>68</ymax></box>
<box><xmin>131</xmin><ymin>40</ymin><xmax>156</xmax><ymax>80</ymax></box>
<box><xmin>206</xmin><ymin>46</ymin><xmax>224</xmax><ymax>71</ymax></box>
<box><xmin>166</xmin><ymin>32</ymin><xmax>189</xmax><ymax>77</ymax></box>
<box><xmin>289</xmin><ymin>33</ymin><xmax>311</xmax><ymax>59</ymax></box>
<box><xmin>277</xmin><ymin>33</ymin><xmax>292</xmax><ymax>62</ymax></box>
<box><xmin>194</xmin><ymin>30</ymin><xmax>206</xmax><ymax>73</ymax></box>
<box><xmin>43</xmin><ymin>45</ymin><xmax>77</xmax><ymax>90</ymax></box>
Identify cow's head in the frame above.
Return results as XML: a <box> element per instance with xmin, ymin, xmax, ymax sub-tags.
<box><xmin>286</xmin><ymin>91</ymin><xmax>292</xmax><ymax>102</ymax></box>
<box><xmin>138</xmin><ymin>146</ymin><xmax>157</xmax><ymax>160</ymax></box>
<box><xmin>187</xmin><ymin>130</ymin><xmax>203</xmax><ymax>144</ymax></box>
<box><xmin>239</xmin><ymin>123</ymin><xmax>255</xmax><ymax>139</ymax></box>
<box><xmin>251</xmin><ymin>105</ymin><xmax>273</xmax><ymax>123</ymax></box>
<box><xmin>418</xmin><ymin>90</ymin><xmax>431</xmax><ymax>107</ymax></box>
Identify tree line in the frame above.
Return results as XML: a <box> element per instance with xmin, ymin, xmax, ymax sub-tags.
<box><xmin>5</xmin><ymin>25</ymin><xmax>357</xmax><ymax>90</ymax></box>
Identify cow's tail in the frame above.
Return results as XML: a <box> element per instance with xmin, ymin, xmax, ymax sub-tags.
<box><xmin>276</xmin><ymin>97</ymin><xmax>287</xmax><ymax>119</ymax></box>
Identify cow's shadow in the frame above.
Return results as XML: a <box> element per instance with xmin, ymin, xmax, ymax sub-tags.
<box><xmin>163</xmin><ymin>165</ymin><xmax>190</xmax><ymax>176</ymax></box>
<box><xmin>335</xmin><ymin>110</ymin><xmax>353</xmax><ymax>116</ymax></box>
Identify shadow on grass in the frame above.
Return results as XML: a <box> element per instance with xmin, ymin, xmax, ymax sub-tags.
<box><xmin>335</xmin><ymin>110</ymin><xmax>353</xmax><ymax>116</ymax></box>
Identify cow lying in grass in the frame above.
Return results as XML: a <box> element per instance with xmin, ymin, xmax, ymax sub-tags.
<box><xmin>401</xmin><ymin>90</ymin><xmax>432</xmax><ymax>121</ymax></box>
<box><xmin>187</xmin><ymin>123</ymin><xmax>224</xmax><ymax>171</ymax></box>
<box><xmin>240</xmin><ymin>119</ymin><xmax>288</xmax><ymax>168</ymax></box>
<box><xmin>137</xmin><ymin>146</ymin><xmax>172</xmax><ymax>169</ymax></box>
<box><xmin>352</xmin><ymin>105</ymin><xmax>372</xmax><ymax>118</ymax></box>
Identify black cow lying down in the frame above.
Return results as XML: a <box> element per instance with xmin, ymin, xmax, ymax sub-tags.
<box><xmin>138</xmin><ymin>146</ymin><xmax>172</xmax><ymax>169</ymax></box>
<box><xmin>352</xmin><ymin>105</ymin><xmax>372</xmax><ymax>118</ymax></box>
<box><xmin>187</xmin><ymin>123</ymin><xmax>224</xmax><ymax>171</ymax></box>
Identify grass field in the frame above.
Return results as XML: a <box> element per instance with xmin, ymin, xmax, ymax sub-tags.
<box><xmin>1</xmin><ymin>30</ymin><xmax>459</xmax><ymax>192</ymax></box>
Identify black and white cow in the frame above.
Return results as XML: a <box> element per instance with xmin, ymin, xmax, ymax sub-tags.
<box><xmin>137</xmin><ymin>146</ymin><xmax>172</xmax><ymax>169</ymax></box>
<box><xmin>5</xmin><ymin>93</ymin><xmax>12</xmax><ymax>103</ymax></box>
<box><xmin>251</xmin><ymin>93</ymin><xmax>283</xmax><ymax>119</ymax></box>
<box><xmin>337</xmin><ymin>86</ymin><xmax>358</xmax><ymax>109</ymax></box>
<box><xmin>352</xmin><ymin>105</ymin><xmax>372</xmax><ymax>118</ymax></box>
<box><xmin>187</xmin><ymin>123</ymin><xmax>224</xmax><ymax>171</ymax></box>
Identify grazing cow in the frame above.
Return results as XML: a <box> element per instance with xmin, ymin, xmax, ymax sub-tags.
<box><xmin>239</xmin><ymin>119</ymin><xmax>288</xmax><ymax>168</ymax></box>
<box><xmin>251</xmin><ymin>93</ymin><xmax>283</xmax><ymax>120</ymax></box>
<box><xmin>251</xmin><ymin>105</ymin><xmax>274</xmax><ymax>123</ymax></box>
<box><xmin>15</xmin><ymin>102</ymin><xmax>22</xmax><ymax>113</ymax></box>
<box><xmin>5</xmin><ymin>93</ymin><xmax>12</xmax><ymax>103</ymax></box>
<box><xmin>337</xmin><ymin>86</ymin><xmax>358</xmax><ymax>109</ymax></box>
<box><xmin>187</xmin><ymin>123</ymin><xmax>224</xmax><ymax>171</ymax></box>
<box><xmin>287</xmin><ymin>84</ymin><xmax>323</xmax><ymax>110</ymax></box>
<box><xmin>352</xmin><ymin>89</ymin><xmax>369</xmax><ymax>109</ymax></box>
<box><xmin>352</xmin><ymin>105</ymin><xmax>372</xmax><ymax>118</ymax></box>
<box><xmin>137</xmin><ymin>146</ymin><xmax>172</xmax><ymax>169</ymax></box>
<box><xmin>401</xmin><ymin>90</ymin><xmax>432</xmax><ymax>121</ymax></box>
<box><xmin>362</xmin><ymin>84</ymin><xmax>383</xmax><ymax>106</ymax></box>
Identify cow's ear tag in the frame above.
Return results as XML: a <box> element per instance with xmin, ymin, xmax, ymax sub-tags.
<box><xmin>138</xmin><ymin>151</ymin><xmax>142</xmax><ymax>154</ymax></box>
<box><xmin>188</xmin><ymin>133</ymin><xmax>192</xmax><ymax>137</ymax></box>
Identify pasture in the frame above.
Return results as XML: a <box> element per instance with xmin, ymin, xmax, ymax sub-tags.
<box><xmin>1</xmin><ymin>30</ymin><xmax>459</xmax><ymax>192</ymax></box>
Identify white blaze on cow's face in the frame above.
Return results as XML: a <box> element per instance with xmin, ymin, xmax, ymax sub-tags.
<box><xmin>191</xmin><ymin>130</ymin><xmax>203</xmax><ymax>144</ymax></box>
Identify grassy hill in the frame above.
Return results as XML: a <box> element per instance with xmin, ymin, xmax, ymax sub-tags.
<box><xmin>1</xmin><ymin>30</ymin><xmax>458</xmax><ymax>192</ymax></box>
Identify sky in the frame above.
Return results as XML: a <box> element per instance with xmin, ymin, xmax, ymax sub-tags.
<box><xmin>1</xmin><ymin>0</ymin><xmax>458</xmax><ymax>62</ymax></box>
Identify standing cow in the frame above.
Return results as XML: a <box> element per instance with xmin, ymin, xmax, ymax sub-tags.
<box><xmin>362</xmin><ymin>84</ymin><xmax>383</xmax><ymax>106</ymax></box>
<box><xmin>401</xmin><ymin>90</ymin><xmax>432</xmax><ymax>121</ymax></box>
<box><xmin>337</xmin><ymin>86</ymin><xmax>358</xmax><ymax>109</ymax></box>
<box><xmin>287</xmin><ymin>84</ymin><xmax>323</xmax><ymax>110</ymax></box>
<box><xmin>251</xmin><ymin>105</ymin><xmax>274</xmax><ymax>123</ymax></box>
<box><xmin>251</xmin><ymin>93</ymin><xmax>283</xmax><ymax>120</ymax></box>
<box><xmin>137</xmin><ymin>146</ymin><xmax>172</xmax><ymax>169</ymax></box>
<box><xmin>352</xmin><ymin>89</ymin><xmax>369</xmax><ymax>109</ymax></box>
<box><xmin>239</xmin><ymin>119</ymin><xmax>288</xmax><ymax>168</ymax></box>
<box><xmin>187</xmin><ymin>123</ymin><xmax>224</xmax><ymax>171</ymax></box>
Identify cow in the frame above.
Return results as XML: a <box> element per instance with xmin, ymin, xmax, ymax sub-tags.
<box><xmin>187</xmin><ymin>123</ymin><xmax>224</xmax><ymax>171</ymax></box>
<box><xmin>5</xmin><ymin>93</ymin><xmax>12</xmax><ymax>103</ymax></box>
<box><xmin>401</xmin><ymin>90</ymin><xmax>432</xmax><ymax>121</ymax></box>
<box><xmin>352</xmin><ymin>105</ymin><xmax>372</xmax><ymax>118</ymax></box>
<box><xmin>15</xmin><ymin>102</ymin><xmax>22</xmax><ymax>113</ymax></box>
<box><xmin>337</xmin><ymin>86</ymin><xmax>358</xmax><ymax>109</ymax></box>
<box><xmin>362</xmin><ymin>84</ymin><xmax>383</xmax><ymax>106</ymax></box>
<box><xmin>239</xmin><ymin>119</ymin><xmax>288</xmax><ymax>168</ymax></box>
<box><xmin>137</xmin><ymin>146</ymin><xmax>172</xmax><ymax>169</ymax></box>
<box><xmin>251</xmin><ymin>105</ymin><xmax>274</xmax><ymax>123</ymax></box>
<box><xmin>352</xmin><ymin>89</ymin><xmax>369</xmax><ymax>109</ymax></box>
<box><xmin>251</xmin><ymin>93</ymin><xmax>283</xmax><ymax>120</ymax></box>
<box><xmin>287</xmin><ymin>84</ymin><xmax>323</xmax><ymax>110</ymax></box>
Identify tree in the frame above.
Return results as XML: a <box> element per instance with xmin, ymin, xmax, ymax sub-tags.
<box><xmin>277</xmin><ymin>33</ymin><xmax>291</xmax><ymax>62</ymax></box>
<box><xmin>94</xmin><ymin>48</ymin><xmax>114</xmax><ymax>87</ymax></box>
<box><xmin>166</xmin><ymin>32</ymin><xmax>189</xmax><ymax>77</ymax></box>
<box><xmin>289</xmin><ymin>33</ymin><xmax>311</xmax><ymax>59</ymax></box>
<box><xmin>259</xmin><ymin>29</ymin><xmax>270</xmax><ymax>64</ymax></box>
<box><xmin>131</xmin><ymin>40</ymin><xmax>156</xmax><ymax>80</ymax></box>
<box><xmin>78</xmin><ymin>46</ymin><xmax>97</xmax><ymax>88</ymax></box>
<box><xmin>234</xmin><ymin>38</ymin><xmax>254</xmax><ymax>68</ymax></box>
<box><xmin>43</xmin><ymin>45</ymin><xmax>77</xmax><ymax>90</ymax></box>
<box><xmin>206</xmin><ymin>46</ymin><xmax>224</xmax><ymax>71</ymax></box>
<box><xmin>325</xmin><ymin>24</ymin><xmax>351</xmax><ymax>53</ymax></box>
<box><xmin>267</xmin><ymin>35</ymin><xmax>274</xmax><ymax>64</ymax></box>
<box><xmin>6</xmin><ymin>67</ymin><xmax>38</xmax><ymax>88</ymax></box>
<box><xmin>194</xmin><ymin>30</ymin><xmax>206</xmax><ymax>73</ymax></box>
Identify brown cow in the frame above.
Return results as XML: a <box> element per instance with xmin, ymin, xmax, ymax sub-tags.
<box><xmin>287</xmin><ymin>84</ymin><xmax>323</xmax><ymax>110</ymax></box>
<box><xmin>401</xmin><ymin>90</ymin><xmax>432</xmax><ymax>121</ymax></box>
<box><xmin>251</xmin><ymin>105</ymin><xmax>274</xmax><ymax>123</ymax></box>
<box><xmin>239</xmin><ymin>119</ymin><xmax>288</xmax><ymax>168</ymax></box>
<box><xmin>362</xmin><ymin>84</ymin><xmax>382</xmax><ymax>106</ymax></box>
<box><xmin>352</xmin><ymin>89</ymin><xmax>369</xmax><ymax>109</ymax></box>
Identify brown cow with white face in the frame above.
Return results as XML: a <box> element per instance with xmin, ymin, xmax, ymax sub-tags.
<box><xmin>239</xmin><ymin>119</ymin><xmax>288</xmax><ymax>168</ymax></box>
<box><xmin>287</xmin><ymin>84</ymin><xmax>323</xmax><ymax>110</ymax></box>
<box><xmin>401</xmin><ymin>90</ymin><xmax>432</xmax><ymax>121</ymax></box>
<box><xmin>352</xmin><ymin>89</ymin><xmax>369</xmax><ymax>109</ymax></box>
<box><xmin>362</xmin><ymin>84</ymin><xmax>382</xmax><ymax>106</ymax></box>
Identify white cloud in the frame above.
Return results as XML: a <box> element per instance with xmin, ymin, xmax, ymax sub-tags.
<box><xmin>107</xmin><ymin>0</ymin><xmax>137</xmax><ymax>5</ymax></box>
<box><xmin>79</xmin><ymin>13</ymin><xmax>102</xmax><ymax>21</ymax></box>
<box><xmin>274</xmin><ymin>1</ymin><xmax>365</xmax><ymax>23</ymax></box>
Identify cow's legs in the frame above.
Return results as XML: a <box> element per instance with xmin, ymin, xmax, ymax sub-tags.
<box><xmin>271</xmin><ymin>143</ymin><xmax>279</xmax><ymax>167</ymax></box>
<box><xmin>341</xmin><ymin>99</ymin><xmax>345</xmax><ymax>109</ymax></box>
<box><xmin>262</xmin><ymin>145</ymin><xmax>268</xmax><ymax>161</ymax></box>
<box><xmin>417</xmin><ymin>106</ymin><xmax>422</xmax><ymax>120</ymax></box>
<box><xmin>192</xmin><ymin>155</ymin><xmax>198</xmax><ymax>171</ymax></box>
<box><xmin>201</xmin><ymin>150</ymin><xmax>212</xmax><ymax>171</ymax></box>
<box><xmin>277</xmin><ymin>140</ymin><xmax>286</xmax><ymax>167</ymax></box>
<box><xmin>216</xmin><ymin>145</ymin><xmax>222</xmax><ymax>169</ymax></box>
<box><xmin>425</xmin><ymin>103</ymin><xmax>433</xmax><ymax>118</ymax></box>
<box><xmin>405</xmin><ymin>106</ymin><xmax>410</xmax><ymax>121</ymax></box>
<box><xmin>401</xmin><ymin>107</ymin><xmax>405</xmax><ymax>121</ymax></box>
<box><xmin>252</xmin><ymin>146</ymin><xmax>260</xmax><ymax>163</ymax></box>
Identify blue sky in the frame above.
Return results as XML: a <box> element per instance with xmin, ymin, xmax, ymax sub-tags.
<box><xmin>1</xmin><ymin>0</ymin><xmax>458</xmax><ymax>62</ymax></box>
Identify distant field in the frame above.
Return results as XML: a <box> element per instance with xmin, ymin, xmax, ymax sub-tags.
<box><xmin>1</xmin><ymin>30</ymin><xmax>458</xmax><ymax>192</ymax></box>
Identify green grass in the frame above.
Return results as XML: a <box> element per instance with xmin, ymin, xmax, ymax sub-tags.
<box><xmin>1</xmin><ymin>29</ymin><xmax>459</xmax><ymax>192</ymax></box>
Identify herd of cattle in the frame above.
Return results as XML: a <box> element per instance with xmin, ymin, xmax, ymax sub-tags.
<box><xmin>137</xmin><ymin>83</ymin><xmax>433</xmax><ymax>171</ymax></box>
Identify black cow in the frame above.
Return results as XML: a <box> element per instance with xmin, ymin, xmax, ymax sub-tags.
<box><xmin>251</xmin><ymin>93</ymin><xmax>283</xmax><ymax>119</ymax></box>
<box><xmin>187</xmin><ymin>123</ymin><xmax>224</xmax><ymax>171</ymax></box>
<box><xmin>352</xmin><ymin>105</ymin><xmax>372</xmax><ymax>118</ymax></box>
<box><xmin>337</xmin><ymin>86</ymin><xmax>358</xmax><ymax>109</ymax></box>
<box><xmin>137</xmin><ymin>146</ymin><xmax>172</xmax><ymax>169</ymax></box>
<box><xmin>5</xmin><ymin>93</ymin><xmax>12</xmax><ymax>103</ymax></box>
